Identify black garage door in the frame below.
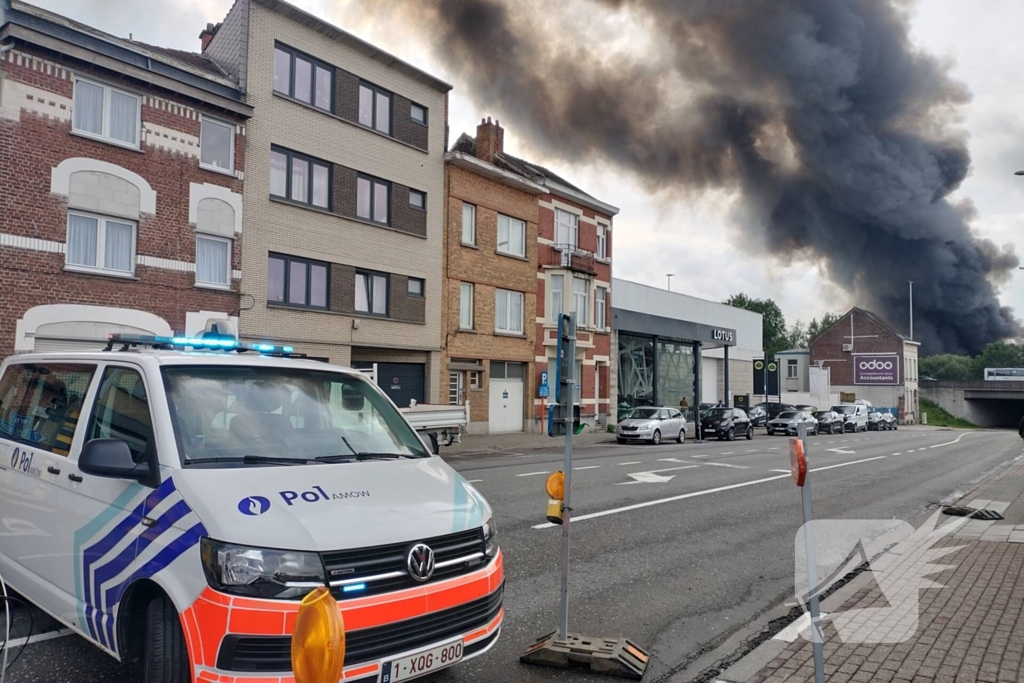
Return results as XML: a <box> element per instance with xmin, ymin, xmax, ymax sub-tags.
<box><xmin>352</xmin><ymin>362</ymin><xmax>425</xmax><ymax>407</ymax></box>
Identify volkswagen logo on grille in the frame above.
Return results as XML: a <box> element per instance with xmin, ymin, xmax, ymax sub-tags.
<box><xmin>406</xmin><ymin>543</ymin><xmax>435</xmax><ymax>582</ymax></box>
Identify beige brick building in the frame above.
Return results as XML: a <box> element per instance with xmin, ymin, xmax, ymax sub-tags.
<box><xmin>444</xmin><ymin>119</ymin><xmax>546</xmax><ymax>433</ymax></box>
<box><xmin>204</xmin><ymin>0</ymin><xmax>450</xmax><ymax>405</ymax></box>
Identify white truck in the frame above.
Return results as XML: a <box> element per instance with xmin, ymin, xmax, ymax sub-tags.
<box><xmin>357</xmin><ymin>364</ymin><xmax>469</xmax><ymax>453</ymax></box>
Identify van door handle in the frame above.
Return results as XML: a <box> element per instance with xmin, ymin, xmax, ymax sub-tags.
<box><xmin>47</xmin><ymin>466</ymin><xmax>61</xmax><ymax>475</ymax></box>
<box><xmin>68</xmin><ymin>473</ymin><xmax>83</xmax><ymax>483</ymax></box>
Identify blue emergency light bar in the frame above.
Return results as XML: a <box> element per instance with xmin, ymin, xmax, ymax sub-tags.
<box><xmin>105</xmin><ymin>334</ymin><xmax>297</xmax><ymax>356</ymax></box>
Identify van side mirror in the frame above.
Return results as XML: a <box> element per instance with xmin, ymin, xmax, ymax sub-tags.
<box><xmin>79</xmin><ymin>438</ymin><xmax>159</xmax><ymax>488</ymax></box>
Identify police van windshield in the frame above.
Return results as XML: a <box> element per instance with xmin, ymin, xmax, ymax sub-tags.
<box><xmin>163</xmin><ymin>366</ymin><xmax>429</xmax><ymax>467</ymax></box>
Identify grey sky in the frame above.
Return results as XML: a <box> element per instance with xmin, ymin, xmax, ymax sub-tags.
<box><xmin>30</xmin><ymin>0</ymin><xmax>1024</xmax><ymax>335</ymax></box>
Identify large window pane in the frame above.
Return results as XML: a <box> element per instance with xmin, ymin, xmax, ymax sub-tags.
<box><xmin>274</xmin><ymin>48</ymin><xmax>291</xmax><ymax>95</ymax></box>
<box><xmin>373</xmin><ymin>182</ymin><xmax>388</xmax><ymax>224</ymax></box>
<box><xmin>358</xmin><ymin>85</ymin><xmax>373</xmax><ymax>127</ymax></box>
<box><xmin>197</xmin><ymin>237</ymin><xmax>229</xmax><ymax>285</ymax></box>
<box><xmin>496</xmin><ymin>290</ymin><xmax>508</xmax><ymax>331</ymax></box>
<box><xmin>290</xmin><ymin>158</ymin><xmax>309</xmax><ymax>203</ymax></box>
<box><xmin>293</xmin><ymin>57</ymin><xmax>312</xmax><ymax>103</ymax></box>
<box><xmin>268</xmin><ymin>256</ymin><xmax>286</xmax><ymax>302</ymax></box>
<box><xmin>357</xmin><ymin>177</ymin><xmax>371</xmax><ymax>219</ymax></box>
<box><xmin>618</xmin><ymin>334</ymin><xmax>655</xmax><ymax>419</ymax></box>
<box><xmin>109</xmin><ymin>90</ymin><xmax>138</xmax><ymax>145</ymax></box>
<box><xmin>312</xmin><ymin>164</ymin><xmax>330</xmax><ymax>208</ymax></box>
<box><xmin>201</xmin><ymin>119</ymin><xmax>233</xmax><ymax>171</ymax></box>
<box><xmin>460</xmin><ymin>283</ymin><xmax>473</xmax><ymax>328</ymax></box>
<box><xmin>104</xmin><ymin>221</ymin><xmax>134</xmax><ymax>271</ymax></box>
<box><xmin>310</xmin><ymin>264</ymin><xmax>328</xmax><ymax>307</ymax></box>
<box><xmin>270</xmin><ymin>150</ymin><xmax>288</xmax><ymax>197</ymax></box>
<box><xmin>73</xmin><ymin>80</ymin><xmax>103</xmax><ymax>135</ymax></box>
<box><xmin>372</xmin><ymin>275</ymin><xmax>387</xmax><ymax>315</ymax></box>
<box><xmin>550</xmin><ymin>274</ymin><xmax>563</xmax><ymax>321</ymax></box>
<box><xmin>67</xmin><ymin>214</ymin><xmax>98</xmax><ymax>267</ymax></box>
<box><xmin>315</xmin><ymin>66</ymin><xmax>332</xmax><ymax>110</ymax></box>
<box><xmin>657</xmin><ymin>339</ymin><xmax>696</xmax><ymax>420</ymax></box>
<box><xmin>89</xmin><ymin>367</ymin><xmax>152</xmax><ymax>462</ymax></box>
<box><xmin>461</xmin><ymin>203</ymin><xmax>475</xmax><ymax>244</ymax></box>
<box><xmin>573</xmin><ymin>277</ymin><xmax>589</xmax><ymax>326</ymax></box>
<box><xmin>288</xmin><ymin>261</ymin><xmax>307</xmax><ymax>305</ymax></box>
<box><xmin>374</xmin><ymin>92</ymin><xmax>390</xmax><ymax>134</ymax></box>
<box><xmin>355</xmin><ymin>274</ymin><xmax>369</xmax><ymax>312</ymax></box>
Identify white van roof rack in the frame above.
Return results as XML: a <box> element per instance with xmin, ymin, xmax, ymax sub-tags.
<box><xmin>103</xmin><ymin>334</ymin><xmax>306</xmax><ymax>358</ymax></box>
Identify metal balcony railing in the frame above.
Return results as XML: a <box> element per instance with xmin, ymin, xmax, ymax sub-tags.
<box><xmin>547</xmin><ymin>244</ymin><xmax>596</xmax><ymax>274</ymax></box>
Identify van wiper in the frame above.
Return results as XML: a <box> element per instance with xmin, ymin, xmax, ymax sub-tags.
<box><xmin>184</xmin><ymin>455</ymin><xmax>315</xmax><ymax>466</ymax></box>
<box><xmin>314</xmin><ymin>452</ymin><xmax>420</xmax><ymax>463</ymax></box>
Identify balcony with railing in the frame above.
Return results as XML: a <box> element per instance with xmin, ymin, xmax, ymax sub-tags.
<box><xmin>545</xmin><ymin>243</ymin><xmax>596</xmax><ymax>274</ymax></box>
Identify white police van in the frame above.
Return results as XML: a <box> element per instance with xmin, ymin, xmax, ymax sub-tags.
<box><xmin>0</xmin><ymin>334</ymin><xmax>503</xmax><ymax>682</ymax></box>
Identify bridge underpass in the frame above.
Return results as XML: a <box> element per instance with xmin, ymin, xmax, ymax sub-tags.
<box><xmin>921</xmin><ymin>380</ymin><xmax>1024</xmax><ymax>428</ymax></box>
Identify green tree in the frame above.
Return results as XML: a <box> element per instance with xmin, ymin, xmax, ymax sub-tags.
<box><xmin>919</xmin><ymin>354</ymin><xmax>974</xmax><ymax>381</ymax></box>
<box><xmin>786</xmin><ymin>321</ymin><xmax>808</xmax><ymax>350</ymax></box>
<box><xmin>806</xmin><ymin>312</ymin><xmax>842</xmax><ymax>345</ymax></box>
<box><xmin>970</xmin><ymin>341</ymin><xmax>1024</xmax><ymax>379</ymax></box>
<box><xmin>724</xmin><ymin>293</ymin><xmax>789</xmax><ymax>356</ymax></box>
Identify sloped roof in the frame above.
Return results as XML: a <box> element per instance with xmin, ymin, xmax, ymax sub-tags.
<box><xmin>127</xmin><ymin>40</ymin><xmax>229</xmax><ymax>80</ymax></box>
<box><xmin>812</xmin><ymin>306</ymin><xmax>910</xmax><ymax>346</ymax></box>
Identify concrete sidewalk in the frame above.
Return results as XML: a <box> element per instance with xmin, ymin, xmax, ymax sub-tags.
<box><xmin>722</xmin><ymin>454</ymin><xmax>1024</xmax><ymax>683</ymax></box>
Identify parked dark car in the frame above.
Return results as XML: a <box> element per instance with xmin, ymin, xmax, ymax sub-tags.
<box><xmin>747</xmin><ymin>404</ymin><xmax>768</xmax><ymax>427</ymax></box>
<box><xmin>813</xmin><ymin>410</ymin><xmax>844</xmax><ymax>434</ymax></box>
<box><xmin>701</xmin><ymin>407</ymin><xmax>753</xmax><ymax>441</ymax></box>
<box><xmin>698</xmin><ymin>403</ymin><xmax>719</xmax><ymax>419</ymax></box>
<box><xmin>767</xmin><ymin>410</ymin><xmax>818</xmax><ymax>436</ymax></box>
<box><xmin>794</xmin><ymin>404</ymin><xmax>818</xmax><ymax>414</ymax></box>
<box><xmin>881</xmin><ymin>413</ymin><xmax>898</xmax><ymax>430</ymax></box>
<box><xmin>760</xmin><ymin>402</ymin><xmax>796</xmax><ymax>421</ymax></box>
<box><xmin>867</xmin><ymin>412</ymin><xmax>885</xmax><ymax>431</ymax></box>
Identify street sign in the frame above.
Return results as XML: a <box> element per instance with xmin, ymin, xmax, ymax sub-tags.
<box><xmin>539</xmin><ymin>371</ymin><xmax>550</xmax><ymax>398</ymax></box>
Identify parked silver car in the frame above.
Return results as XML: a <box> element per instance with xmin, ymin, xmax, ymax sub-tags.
<box><xmin>767</xmin><ymin>410</ymin><xmax>818</xmax><ymax>436</ymax></box>
<box><xmin>617</xmin><ymin>407</ymin><xmax>687</xmax><ymax>445</ymax></box>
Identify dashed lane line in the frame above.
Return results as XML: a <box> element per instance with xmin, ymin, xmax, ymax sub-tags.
<box><xmin>703</xmin><ymin>462</ymin><xmax>751</xmax><ymax>470</ymax></box>
<box><xmin>517</xmin><ymin>471</ymin><xmax>550</xmax><ymax>477</ymax></box>
<box><xmin>618</xmin><ymin>461</ymin><xmax>643</xmax><ymax>466</ymax></box>
<box><xmin>574</xmin><ymin>465</ymin><xmax>601</xmax><ymax>471</ymax></box>
<box><xmin>467</xmin><ymin>479</ymin><xmax>484</xmax><ymax>483</ymax></box>
<box><xmin>691</xmin><ymin>454</ymin><xmax>711</xmax><ymax>459</ymax></box>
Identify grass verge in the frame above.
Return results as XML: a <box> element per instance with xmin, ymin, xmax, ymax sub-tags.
<box><xmin>920</xmin><ymin>397</ymin><xmax>977</xmax><ymax>429</ymax></box>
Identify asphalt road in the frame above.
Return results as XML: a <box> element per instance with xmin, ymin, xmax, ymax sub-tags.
<box><xmin>3</xmin><ymin>427</ymin><xmax>1021</xmax><ymax>683</ymax></box>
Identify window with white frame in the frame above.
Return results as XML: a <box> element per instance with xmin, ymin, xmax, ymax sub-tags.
<box><xmin>495</xmin><ymin>289</ymin><xmax>524</xmax><ymax>334</ymax></box>
<box><xmin>66</xmin><ymin>212</ymin><xmax>136</xmax><ymax>275</ymax></box>
<box><xmin>196</xmin><ymin>235</ymin><xmax>231</xmax><ymax>287</ymax></box>
<box><xmin>470</xmin><ymin>371</ymin><xmax>481</xmax><ymax>389</ymax></box>
<box><xmin>460</xmin><ymin>283</ymin><xmax>474</xmax><ymax>329</ymax></box>
<box><xmin>73</xmin><ymin>79</ymin><xmax>140</xmax><ymax>147</ymax></box>
<box><xmin>355</xmin><ymin>271</ymin><xmax>388</xmax><ymax>316</ymax></box>
<box><xmin>200</xmin><ymin>117</ymin><xmax>234</xmax><ymax>173</ymax></box>
<box><xmin>572</xmin><ymin>277</ymin><xmax>589</xmax><ymax>327</ymax></box>
<box><xmin>595</xmin><ymin>286</ymin><xmax>607</xmax><ymax>329</ymax></box>
<box><xmin>461</xmin><ymin>203</ymin><xmax>476</xmax><ymax>245</ymax></box>
<box><xmin>550</xmin><ymin>274</ymin><xmax>564</xmax><ymax>322</ymax></box>
<box><xmin>497</xmin><ymin>214</ymin><xmax>526</xmax><ymax>258</ymax></box>
<box><xmin>555</xmin><ymin>209</ymin><xmax>579</xmax><ymax>247</ymax></box>
<box><xmin>787</xmin><ymin>359</ymin><xmax>799</xmax><ymax>378</ymax></box>
<box><xmin>597</xmin><ymin>223</ymin><xmax>608</xmax><ymax>260</ymax></box>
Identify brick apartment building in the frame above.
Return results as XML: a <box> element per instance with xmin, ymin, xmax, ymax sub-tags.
<box><xmin>0</xmin><ymin>0</ymin><xmax>250</xmax><ymax>354</ymax></box>
<box><xmin>449</xmin><ymin>120</ymin><xmax>617</xmax><ymax>432</ymax></box>
<box><xmin>201</xmin><ymin>0</ymin><xmax>451</xmax><ymax>405</ymax></box>
<box><xmin>444</xmin><ymin>118</ymin><xmax>546</xmax><ymax>433</ymax></box>
<box><xmin>810</xmin><ymin>307</ymin><xmax>920</xmax><ymax>423</ymax></box>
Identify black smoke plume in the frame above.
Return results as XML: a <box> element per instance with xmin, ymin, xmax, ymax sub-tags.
<box><xmin>411</xmin><ymin>0</ymin><xmax>1018</xmax><ymax>354</ymax></box>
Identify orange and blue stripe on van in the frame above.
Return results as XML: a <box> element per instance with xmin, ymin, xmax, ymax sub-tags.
<box><xmin>182</xmin><ymin>550</ymin><xmax>504</xmax><ymax>682</ymax></box>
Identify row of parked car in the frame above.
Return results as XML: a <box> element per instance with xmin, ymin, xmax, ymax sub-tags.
<box><xmin>616</xmin><ymin>401</ymin><xmax>898</xmax><ymax>444</ymax></box>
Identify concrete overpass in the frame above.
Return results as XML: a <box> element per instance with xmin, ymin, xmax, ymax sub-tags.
<box><xmin>921</xmin><ymin>380</ymin><xmax>1024</xmax><ymax>427</ymax></box>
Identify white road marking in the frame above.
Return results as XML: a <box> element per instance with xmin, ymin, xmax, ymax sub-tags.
<box><xmin>721</xmin><ymin>452</ymin><xmax>736</xmax><ymax>455</ymax></box>
<box><xmin>774</xmin><ymin>613</ymin><xmax>830</xmax><ymax>643</ymax></box>
<box><xmin>534</xmin><ymin>473</ymin><xmax>793</xmax><ymax>527</ymax></box>
<box><xmin>907</xmin><ymin>449</ymin><xmax>915</xmax><ymax>453</ymax></box>
<box><xmin>812</xmin><ymin>442</ymin><xmax>823</xmax><ymax>446</ymax></box>
<box><xmin>746</xmin><ymin>449</ymin><xmax>757</xmax><ymax>453</ymax></box>
<box><xmin>810</xmin><ymin>456</ymin><xmax>886</xmax><ymax>472</ymax></box>
<box><xmin>771</xmin><ymin>469</ymin><xmax>792</xmax><ymax>473</ymax></box>
<box><xmin>574</xmin><ymin>465</ymin><xmax>601</xmax><ymax>471</ymax></box>
<box><xmin>467</xmin><ymin>479</ymin><xmax>484</xmax><ymax>483</ymax></box>
<box><xmin>768</xmin><ymin>447</ymin><xmax>780</xmax><ymax>451</ymax></box>
<box><xmin>892</xmin><ymin>453</ymin><xmax>901</xmax><ymax>456</ymax></box>
<box><xmin>517</xmin><ymin>471</ymin><xmax>550</xmax><ymax>477</ymax></box>
<box><xmin>618</xmin><ymin>461</ymin><xmax>643</xmax><ymax>466</ymax></box>
<box><xmin>618</xmin><ymin>465</ymin><xmax>700</xmax><ymax>485</ymax></box>
<box><xmin>691</xmin><ymin>454</ymin><xmax>711</xmax><ymax>459</ymax></box>
<box><xmin>659</xmin><ymin>457</ymin><xmax>685</xmax><ymax>463</ymax></box>
<box><xmin>826</xmin><ymin>447</ymin><xmax>856</xmax><ymax>455</ymax></box>
<box><xmin>702</xmin><ymin>462</ymin><xmax>750</xmax><ymax>469</ymax></box>
<box><xmin>3</xmin><ymin>628</ymin><xmax>74</xmax><ymax>649</ymax></box>
<box><xmin>930</xmin><ymin>432</ymin><xmax>971</xmax><ymax>449</ymax></box>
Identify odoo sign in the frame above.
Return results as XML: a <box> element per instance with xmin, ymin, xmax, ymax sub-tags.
<box><xmin>854</xmin><ymin>354</ymin><xmax>900</xmax><ymax>385</ymax></box>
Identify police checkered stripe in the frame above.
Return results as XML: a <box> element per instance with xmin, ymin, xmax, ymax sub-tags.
<box><xmin>78</xmin><ymin>478</ymin><xmax>208</xmax><ymax>652</ymax></box>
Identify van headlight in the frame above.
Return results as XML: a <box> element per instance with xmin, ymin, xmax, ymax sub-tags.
<box><xmin>483</xmin><ymin>518</ymin><xmax>498</xmax><ymax>559</ymax></box>
<box><xmin>201</xmin><ymin>538</ymin><xmax>326</xmax><ymax>599</ymax></box>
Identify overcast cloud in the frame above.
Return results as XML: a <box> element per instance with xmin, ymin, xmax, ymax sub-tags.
<box><xmin>30</xmin><ymin>0</ymin><xmax>1024</xmax><ymax>339</ymax></box>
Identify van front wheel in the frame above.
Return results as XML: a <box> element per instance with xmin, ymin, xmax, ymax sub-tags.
<box><xmin>144</xmin><ymin>594</ymin><xmax>190</xmax><ymax>683</ymax></box>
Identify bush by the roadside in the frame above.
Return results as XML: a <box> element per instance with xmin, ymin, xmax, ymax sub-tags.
<box><xmin>920</xmin><ymin>397</ymin><xmax>977</xmax><ymax>429</ymax></box>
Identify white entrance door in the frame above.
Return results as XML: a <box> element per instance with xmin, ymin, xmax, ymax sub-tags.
<box><xmin>489</xmin><ymin>379</ymin><xmax>524</xmax><ymax>433</ymax></box>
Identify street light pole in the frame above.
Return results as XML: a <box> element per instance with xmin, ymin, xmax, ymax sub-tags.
<box><xmin>908</xmin><ymin>281</ymin><xmax>913</xmax><ymax>341</ymax></box>
<box><xmin>666</xmin><ymin>274</ymin><xmax>675</xmax><ymax>291</ymax></box>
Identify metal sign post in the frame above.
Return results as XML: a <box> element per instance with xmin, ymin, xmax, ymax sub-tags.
<box><xmin>522</xmin><ymin>313</ymin><xmax>651</xmax><ymax>679</ymax></box>
<box><xmin>792</xmin><ymin>425</ymin><xmax>825</xmax><ymax>683</ymax></box>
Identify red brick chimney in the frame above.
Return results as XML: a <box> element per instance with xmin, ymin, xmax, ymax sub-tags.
<box><xmin>199</xmin><ymin>23</ymin><xmax>218</xmax><ymax>52</ymax></box>
<box><xmin>475</xmin><ymin>116</ymin><xmax>504</xmax><ymax>164</ymax></box>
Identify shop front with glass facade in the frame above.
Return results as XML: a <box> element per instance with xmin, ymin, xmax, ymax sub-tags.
<box><xmin>613</xmin><ymin>308</ymin><xmax>736</xmax><ymax>424</ymax></box>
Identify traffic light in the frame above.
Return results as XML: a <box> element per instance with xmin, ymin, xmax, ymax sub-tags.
<box><xmin>548</xmin><ymin>403</ymin><xmax>582</xmax><ymax>437</ymax></box>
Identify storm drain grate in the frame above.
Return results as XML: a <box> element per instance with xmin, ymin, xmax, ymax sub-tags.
<box><xmin>942</xmin><ymin>506</ymin><xmax>1005</xmax><ymax>520</ymax></box>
